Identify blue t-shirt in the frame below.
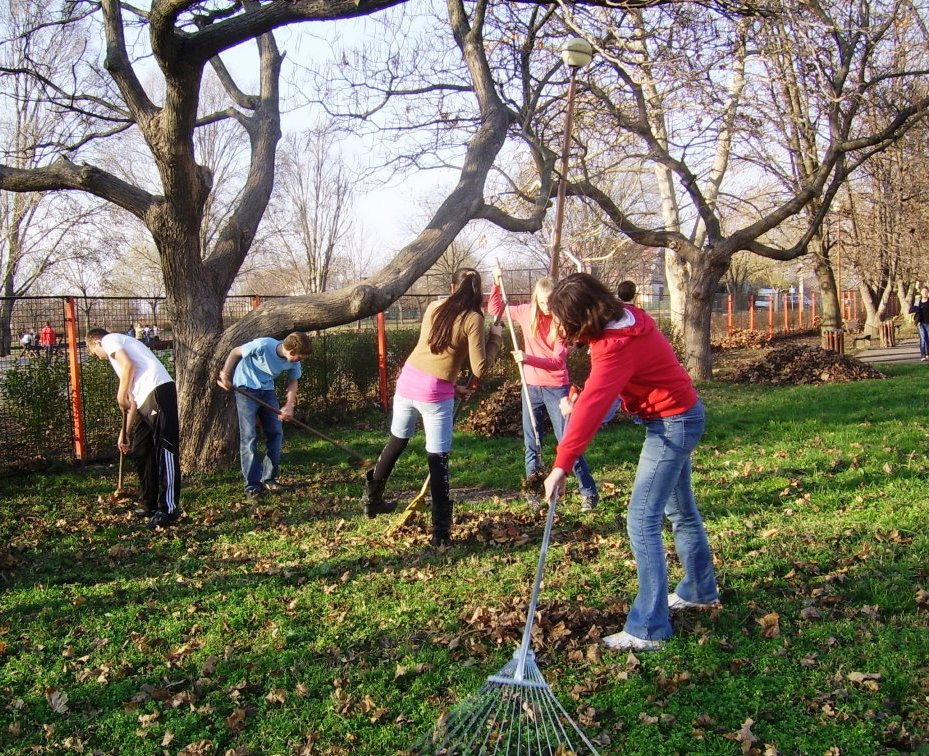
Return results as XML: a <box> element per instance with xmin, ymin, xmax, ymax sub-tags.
<box><xmin>234</xmin><ymin>337</ymin><xmax>302</xmax><ymax>390</ymax></box>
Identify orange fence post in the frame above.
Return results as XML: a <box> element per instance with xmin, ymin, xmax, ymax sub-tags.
<box><xmin>798</xmin><ymin>297</ymin><xmax>804</xmax><ymax>329</ymax></box>
<box><xmin>250</xmin><ymin>295</ymin><xmax>262</xmax><ymax>310</ymax></box>
<box><xmin>767</xmin><ymin>295</ymin><xmax>774</xmax><ymax>337</ymax></box>
<box><xmin>749</xmin><ymin>300</ymin><xmax>755</xmax><ymax>331</ymax></box>
<box><xmin>782</xmin><ymin>294</ymin><xmax>789</xmax><ymax>333</ymax></box>
<box><xmin>377</xmin><ymin>311</ymin><xmax>388</xmax><ymax>411</ymax></box>
<box><xmin>727</xmin><ymin>294</ymin><xmax>733</xmax><ymax>335</ymax></box>
<box><xmin>811</xmin><ymin>292</ymin><xmax>816</xmax><ymax>322</ymax></box>
<box><xmin>65</xmin><ymin>297</ymin><xmax>87</xmax><ymax>462</ymax></box>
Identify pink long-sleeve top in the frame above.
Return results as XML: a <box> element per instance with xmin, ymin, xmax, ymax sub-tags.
<box><xmin>553</xmin><ymin>305</ymin><xmax>698</xmax><ymax>473</ymax></box>
<box><xmin>488</xmin><ymin>283</ymin><xmax>568</xmax><ymax>387</ymax></box>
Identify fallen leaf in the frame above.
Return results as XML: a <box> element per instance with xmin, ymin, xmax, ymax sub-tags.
<box><xmin>757</xmin><ymin>612</ymin><xmax>780</xmax><ymax>638</ymax></box>
<box><xmin>45</xmin><ymin>688</ymin><xmax>69</xmax><ymax>715</ymax></box>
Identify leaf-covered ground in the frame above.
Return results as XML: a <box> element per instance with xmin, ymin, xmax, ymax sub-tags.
<box><xmin>1</xmin><ymin>366</ymin><xmax>928</xmax><ymax>754</ymax></box>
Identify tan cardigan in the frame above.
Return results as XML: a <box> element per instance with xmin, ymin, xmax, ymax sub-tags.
<box><xmin>405</xmin><ymin>300</ymin><xmax>502</xmax><ymax>382</ymax></box>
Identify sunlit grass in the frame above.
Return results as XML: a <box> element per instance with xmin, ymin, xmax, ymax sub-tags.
<box><xmin>1</xmin><ymin>365</ymin><xmax>927</xmax><ymax>754</ymax></box>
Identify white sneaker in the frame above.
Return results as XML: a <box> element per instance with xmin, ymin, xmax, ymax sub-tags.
<box><xmin>601</xmin><ymin>630</ymin><xmax>664</xmax><ymax>652</ymax></box>
<box><xmin>668</xmin><ymin>592</ymin><xmax>722</xmax><ymax>612</ymax></box>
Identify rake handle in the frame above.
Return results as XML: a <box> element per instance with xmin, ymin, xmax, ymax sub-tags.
<box><xmin>514</xmin><ymin>492</ymin><xmax>559</xmax><ymax>682</ymax></box>
<box><xmin>228</xmin><ymin>384</ymin><xmax>369</xmax><ymax>468</ymax></box>
<box><xmin>116</xmin><ymin>409</ymin><xmax>128</xmax><ymax>493</ymax></box>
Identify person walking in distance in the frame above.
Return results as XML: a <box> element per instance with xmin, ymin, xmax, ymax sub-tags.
<box><xmin>362</xmin><ymin>268</ymin><xmax>503</xmax><ymax>547</ymax></box>
<box><xmin>86</xmin><ymin>328</ymin><xmax>182</xmax><ymax>530</ymax></box>
<box><xmin>543</xmin><ymin>273</ymin><xmax>720</xmax><ymax>652</ymax></box>
<box><xmin>39</xmin><ymin>321</ymin><xmax>57</xmax><ymax>361</ymax></box>
<box><xmin>910</xmin><ymin>286</ymin><xmax>929</xmax><ymax>361</ymax></box>
<box><xmin>217</xmin><ymin>332</ymin><xmax>313</xmax><ymax>502</ymax></box>
<box><xmin>489</xmin><ymin>267</ymin><xmax>599</xmax><ymax>511</ymax></box>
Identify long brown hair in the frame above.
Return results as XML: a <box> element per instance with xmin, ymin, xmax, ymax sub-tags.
<box><xmin>428</xmin><ymin>268</ymin><xmax>484</xmax><ymax>354</ymax></box>
<box><xmin>549</xmin><ymin>273</ymin><xmax>624</xmax><ymax>342</ymax></box>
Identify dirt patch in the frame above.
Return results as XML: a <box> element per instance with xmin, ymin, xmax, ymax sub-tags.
<box><xmin>727</xmin><ymin>343</ymin><xmax>885</xmax><ymax>385</ymax></box>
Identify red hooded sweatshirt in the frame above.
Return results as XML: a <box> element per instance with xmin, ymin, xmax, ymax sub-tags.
<box><xmin>554</xmin><ymin>305</ymin><xmax>698</xmax><ymax>472</ymax></box>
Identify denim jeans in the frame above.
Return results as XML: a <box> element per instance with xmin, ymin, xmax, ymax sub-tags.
<box><xmin>235</xmin><ymin>388</ymin><xmax>283</xmax><ymax>492</ymax></box>
<box><xmin>918</xmin><ymin>323</ymin><xmax>929</xmax><ymax>357</ymax></box>
<box><xmin>523</xmin><ymin>384</ymin><xmax>597</xmax><ymax>499</ymax></box>
<box><xmin>624</xmin><ymin>400</ymin><xmax>718</xmax><ymax>640</ymax></box>
<box><xmin>390</xmin><ymin>394</ymin><xmax>454</xmax><ymax>454</ymax></box>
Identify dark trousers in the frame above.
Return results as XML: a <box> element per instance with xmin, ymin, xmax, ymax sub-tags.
<box><xmin>130</xmin><ymin>382</ymin><xmax>181</xmax><ymax>515</ymax></box>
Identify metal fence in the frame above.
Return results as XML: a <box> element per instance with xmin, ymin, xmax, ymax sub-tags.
<box><xmin>0</xmin><ymin>286</ymin><xmax>859</xmax><ymax>473</ymax></box>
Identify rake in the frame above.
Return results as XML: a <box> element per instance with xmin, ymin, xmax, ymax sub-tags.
<box><xmin>412</xmin><ymin>493</ymin><xmax>601</xmax><ymax>755</ymax></box>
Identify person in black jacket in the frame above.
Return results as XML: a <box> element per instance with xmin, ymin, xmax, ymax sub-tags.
<box><xmin>909</xmin><ymin>286</ymin><xmax>929</xmax><ymax>361</ymax></box>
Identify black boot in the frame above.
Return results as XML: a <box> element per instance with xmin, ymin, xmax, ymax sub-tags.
<box><xmin>362</xmin><ymin>469</ymin><xmax>396</xmax><ymax>517</ymax></box>
<box><xmin>427</xmin><ymin>452</ymin><xmax>452</xmax><ymax>547</ymax></box>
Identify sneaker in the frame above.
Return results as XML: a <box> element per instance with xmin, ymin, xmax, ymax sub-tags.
<box><xmin>580</xmin><ymin>495</ymin><xmax>599</xmax><ymax>512</ymax></box>
<box><xmin>133</xmin><ymin>503</ymin><xmax>157</xmax><ymax>518</ymax></box>
<box><xmin>146</xmin><ymin>510</ymin><xmax>180</xmax><ymax>530</ymax></box>
<box><xmin>262</xmin><ymin>480</ymin><xmax>286</xmax><ymax>493</ymax></box>
<box><xmin>245</xmin><ymin>489</ymin><xmax>262</xmax><ymax>503</ymax></box>
<box><xmin>602</xmin><ymin>630</ymin><xmax>664</xmax><ymax>652</ymax></box>
<box><xmin>668</xmin><ymin>592</ymin><xmax>722</xmax><ymax>612</ymax></box>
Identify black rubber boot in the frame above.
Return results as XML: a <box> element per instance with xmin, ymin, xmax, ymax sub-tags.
<box><xmin>362</xmin><ymin>469</ymin><xmax>396</xmax><ymax>518</ymax></box>
<box><xmin>428</xmin><ymin>452</ymin><xmax>452</xmax><ymax>547</ymax></box>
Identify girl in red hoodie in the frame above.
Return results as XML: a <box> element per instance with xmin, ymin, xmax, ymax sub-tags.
<box><xmin>543</xmin><ymin>273</ymin><xmax>720</xmax><ymax>651</ymax></box>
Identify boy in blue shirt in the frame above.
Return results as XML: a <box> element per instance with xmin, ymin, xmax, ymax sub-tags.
<box><xmin>217</xmin><ymin>332</ymin><xmax>313</xmax><ymax>500</ymax></box>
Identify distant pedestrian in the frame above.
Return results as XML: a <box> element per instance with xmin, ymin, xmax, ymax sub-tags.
<box><xmin>86</xmin><ymin>328</ymin><xmax>182</xmax><ymax>530</ymax></box>
<box><xmin>909</xmin><ymin>286</ymin><xmax>929</xmax><ymax>361</ymax></box>
<box><xmin>39</xmin><ymin>321</ymin><xmax>57</xmax><ymax>360</ymax></box>
<box><xmin>217</xmin><ymin>332</ymin><xmax>313</xmax><ymax>501</ymax></box>
<box><xmin>19</xmin><ymin>330</ymin><xmax>36</xmax><ymax>358</ymax></box>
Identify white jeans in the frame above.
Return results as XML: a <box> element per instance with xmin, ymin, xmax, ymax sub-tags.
<box><xmin>390</xmin><ymin>395</ymin><xmax>455</xmax><ymax>454</ymax></box>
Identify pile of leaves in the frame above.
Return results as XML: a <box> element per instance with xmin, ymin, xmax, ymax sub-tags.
<box><xmin>713</xmin><ymin>328</ymin><xmax>774</xmax><ymax>350</ymax></box>
<box><xmin>460</xmin><ymin>380</ymin><xmax>526</xmax><ymax>438</ymax></box>
<box><xmin>728</xmin><ymin>343</ymin><xmax>885</xmax><ymax>385</ymax></box>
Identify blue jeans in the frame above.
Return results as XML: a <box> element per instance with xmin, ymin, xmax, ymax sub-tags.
<box><xmin>235</xmin><ymin>388</ymin><xmax>283</xmax><ymax>492</ymax></box>
<box><xmin>918</xmin><ymin>323</ymin><xmax>929</xmax><ymax>357</ymax></box>
<box><xmin>523</xmin><ymin>384</ymin><xmax>597</xmax><ymax>499</ymax></box>
<box><xmin>624</xmin><ymin>400</ymin><xmax>718</xmax><ymax>641</ymax></box>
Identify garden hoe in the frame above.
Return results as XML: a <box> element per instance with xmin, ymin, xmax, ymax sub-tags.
<box><xmin>229</xmin><ymin>385</ymin><xmax>371</xmax><ymax>470</ymax></box>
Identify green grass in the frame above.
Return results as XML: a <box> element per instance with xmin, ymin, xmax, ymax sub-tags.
<box><xmin>2</xmin><ymin>366</ymin><xmax>928</xmax><ymax>754</ymax></box>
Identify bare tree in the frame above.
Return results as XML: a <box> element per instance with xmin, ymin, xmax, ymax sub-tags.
<box><xmin>549</xmin><ymin>0</ymin><xmax>929</xmax><ymax>377</ymax></box>
<box><xmin>0</xmin><ymin>0</ymin><xmax>637</xmax><ymax>470</ymax></box>
<box><xmin>0</xmin><ymin>0</ymin><xmax>102</xmax><ymax>354</ymax></box>
<box><xmin>264</xmin><ymin>123</ymin><xmax>355</xmax><ymax>294</ymax></box>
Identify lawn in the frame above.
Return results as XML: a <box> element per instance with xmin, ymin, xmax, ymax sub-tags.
<box><xmin>1</xmin><ymin>366</ymin><xmax>928</xmax><ymax>755</ymax></box>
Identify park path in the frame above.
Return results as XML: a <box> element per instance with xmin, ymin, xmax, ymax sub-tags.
<box><xmin>855</xmin><ymin>336</ymin><xmax>924</xmax><ymax>365</ymax></box>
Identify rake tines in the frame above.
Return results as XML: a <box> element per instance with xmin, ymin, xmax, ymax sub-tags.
<box><xmin>412</xmin><ymin>495</ymin><xmax>600</xmax><ymax>755</ymax></box>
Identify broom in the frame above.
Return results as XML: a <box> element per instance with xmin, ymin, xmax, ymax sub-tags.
<box><xmin>412</xmin><ymin>493</ymin><xmax>600</xmax><ymax>755</ymax></box>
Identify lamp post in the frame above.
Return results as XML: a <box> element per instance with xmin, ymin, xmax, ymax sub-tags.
<box><xmin>549</xmin><ymin>37</ymin><xmax>593</xmax><ymax>281</ymax></box>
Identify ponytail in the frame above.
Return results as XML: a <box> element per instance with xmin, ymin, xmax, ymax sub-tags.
<box><xmin>428</xmin><ymin>268</ymin><xmax>484</xmax><ymax>354</ymax></box>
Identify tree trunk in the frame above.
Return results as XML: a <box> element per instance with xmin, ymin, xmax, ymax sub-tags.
<box><xmin>811</xmin><ymin>242</ymin><xmax>841</xmax><ymax>331</ymax></box>
<box><xmin>682</xmin><ymin>253</ymin><xmax>729</xmax><ymax>380</ymax></box>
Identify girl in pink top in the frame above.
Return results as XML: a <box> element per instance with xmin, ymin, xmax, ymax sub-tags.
<box><xmin>489</xmin><ymin>269</ymin><xmax>599</xmax><ymax>511</ymax></box>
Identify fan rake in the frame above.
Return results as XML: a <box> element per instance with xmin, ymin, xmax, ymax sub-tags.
<box><xmin>412</xmin><ymin>494</ymin><xmax>600</xmax><ymax>755</ymax></box>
